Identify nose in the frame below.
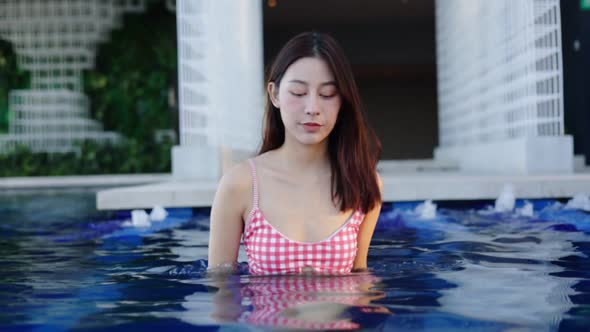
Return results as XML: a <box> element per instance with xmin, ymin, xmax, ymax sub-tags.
<box><xmin>305</xmin><ymin>95</ymin><xmax>321</xmax><ymax>116</ymax></box>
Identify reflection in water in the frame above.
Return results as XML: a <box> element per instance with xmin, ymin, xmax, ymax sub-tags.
<box><xmin>3</xmin><ymin>194</ymin><xmax>590</xmax><ymax>331</ymax></box>
<box><xmin>427</xmin><ymin>211</ymin><xmax>585</xmax><ymax>330</ymax></box>
<box><xmin>181</xmin><ymin>273</ymin><xmax>391</xmax><ymax>330</ymax></box>
<box><xmin>438</xmin><ymin>262</ymin><xmax>575</xmax><ymax>329</ymax></box>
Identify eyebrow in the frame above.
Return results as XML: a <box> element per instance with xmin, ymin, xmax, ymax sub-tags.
<box><xmin>288</xmin><ymin>79</ymin><xmax>337</xmax><ymax>87</ymax></box>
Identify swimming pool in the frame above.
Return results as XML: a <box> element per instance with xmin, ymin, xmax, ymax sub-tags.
<box><xmin>1</xmin><ymin>192</ymin><xmax>589</xmax><ymax>331</ymax></box>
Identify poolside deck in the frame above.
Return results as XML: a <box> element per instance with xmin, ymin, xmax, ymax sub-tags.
<box><xmin>0</xmin><ymin>174</ymin><xmax>171</xmax><ymax>194</ymax></box>
<box><xmin>95</xmin><ymin>160</ymin><xmax>590</xmax><ymax>210</ymax></box>
<box><xmin>2</xmin><ymin>160</ymin><xmax>589</xmax><ymax>210</ymax></box>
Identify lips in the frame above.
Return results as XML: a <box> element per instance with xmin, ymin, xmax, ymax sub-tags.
<box><xmin>302</xmin><ymin>122</ymin><xmax>322</xmax><ymax>132</ymax></box>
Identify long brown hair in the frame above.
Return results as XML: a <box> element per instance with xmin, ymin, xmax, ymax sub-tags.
<box><xmin>259</xmin><ymin>32</ymin><xmax>382</xmax><ymax>213</ymax></box>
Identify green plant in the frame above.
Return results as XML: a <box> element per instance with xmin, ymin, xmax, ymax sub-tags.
<box><xmin>0</xmin><ymin>40</ymin><xmax>30</xmax><ymax>134</ymax></box>
<box><xmin>0</xmin><ymin>1</ymin><xmax>176</xmax><ymax>176</ymax></box>
<box><xmin>0</xmin><ymin>139</ymin><xmax>173</xmax><ymax>177</ymax></box>
<box><xmin>84</xmin><ymin>1</ymin><xmax>177</xmax><ymax>144</ymax></box>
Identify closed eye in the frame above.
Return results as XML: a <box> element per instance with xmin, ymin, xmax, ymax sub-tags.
<box><xmin>321</xmin><ymin>94</ymin><xmax>337</xmax><ymax>99</ymax></box>
<box><xmin>290</xmin><ymin>92</ymin><xmax>306</xmax><ymax>97</ymax></box>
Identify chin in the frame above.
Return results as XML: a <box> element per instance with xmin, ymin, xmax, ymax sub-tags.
<box><xmin>297</xmin><ymin>135</ymin><xmax>329</xmax><ymax>146</ymax></box>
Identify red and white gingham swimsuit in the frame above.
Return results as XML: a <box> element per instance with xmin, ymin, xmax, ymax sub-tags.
<box><xmin>240</xmin><ymin>273</ymin><xmax>381</xmax><ymax>330</ymax></box>
<box><xmin>243</xmin><ymin>159</ymin><xmax>365</xmax><ymax>275</ymax></box>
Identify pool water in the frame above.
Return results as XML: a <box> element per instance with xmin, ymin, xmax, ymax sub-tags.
<box><xmin>1</xmin><ymin>193</ymin><xmax>589</xmax><ymax>331</ymax></box>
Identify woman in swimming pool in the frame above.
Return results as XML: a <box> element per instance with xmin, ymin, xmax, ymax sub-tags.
<box><xmin>208</xmin><ymin>31</ymin><xmax>382</xmax><ymax>275</ymax></box>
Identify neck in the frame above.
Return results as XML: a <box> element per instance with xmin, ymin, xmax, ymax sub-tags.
<box><xmin>276</xmin><ymin>137</ymin><xmax>331</xmax><ymax>172</ymax></box>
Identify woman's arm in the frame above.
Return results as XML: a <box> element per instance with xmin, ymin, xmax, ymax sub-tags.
<box><xmin>208</xmin><ymin>163</ymin><xmax>250</xmax><ymax>272</ymax></box>
<box><xmin>352</xmin><ymin>173</ymin><xmax>383</xmax><ymax>271</ymax></box>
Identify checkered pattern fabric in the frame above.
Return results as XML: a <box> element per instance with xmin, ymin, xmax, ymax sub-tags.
<box><xmin>240</xmin><ymin>274</ymin><xmax>381</xmax><ymax>330</ymax></box>
<box><xmin>244</xmin><ymin>159</ymin><xmax>365</xmax><ymax>276</ymax></box>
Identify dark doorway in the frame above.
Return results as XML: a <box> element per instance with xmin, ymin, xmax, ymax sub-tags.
<box><xmin>561</xmin><ymin>0</ymin><xmax>590</xmax><ymax>166</ymax></box>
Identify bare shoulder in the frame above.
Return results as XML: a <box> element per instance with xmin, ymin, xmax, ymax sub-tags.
<box><xmin>211</xmin><ymin>159</ymin><xmax>254</xmax><ymax>221</ymax></box>
<box><xmin>376</xmin><ymin>171</ymin><xmax>383</xmax><ymax>192</ymax></box>
<box><xmin>218</xmin><ymin>160</ymin><xmax>252</xmax><ymax>195</ymax></box>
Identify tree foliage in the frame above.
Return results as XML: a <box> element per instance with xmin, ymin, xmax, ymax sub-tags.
<box><xmin>0</xmin><ymin>0</ymin><xmax>177</xmax><ymax>176</ymax></box>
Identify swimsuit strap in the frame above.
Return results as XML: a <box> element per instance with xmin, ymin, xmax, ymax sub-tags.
<box><xmin>247</xmin><ymin>159</ymin><xmax>260</xmax><ymax>209</ymax></box>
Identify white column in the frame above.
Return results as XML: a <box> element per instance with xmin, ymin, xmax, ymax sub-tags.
<box><xmin>173</xmin><ymin>0</ymin><xmax>264</xmax><ymax>179</ymax></box>
<box><xmin>434</xmin><ymin>0</ymin><xmax>573</xmax><ymax>173</ymax></box>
